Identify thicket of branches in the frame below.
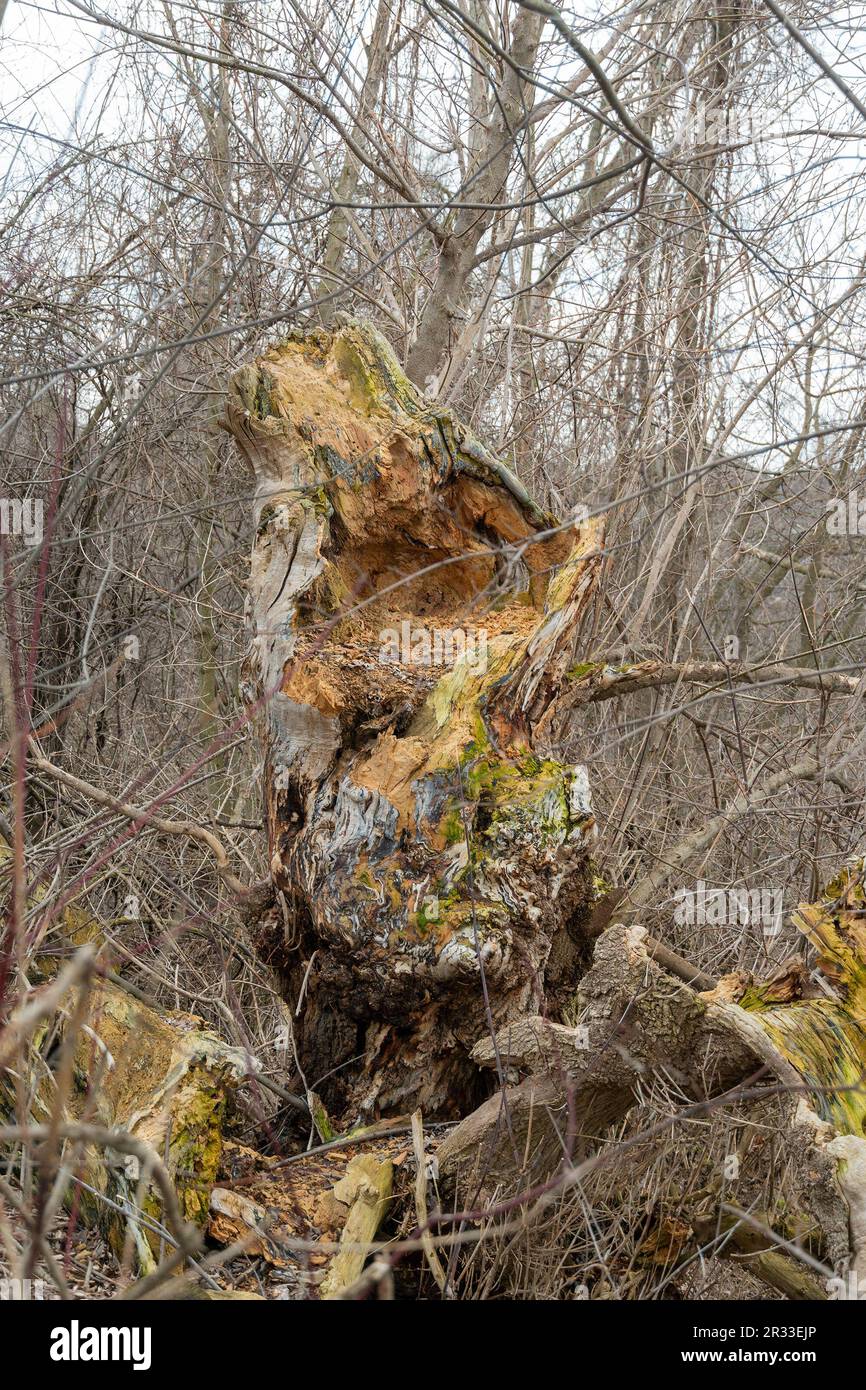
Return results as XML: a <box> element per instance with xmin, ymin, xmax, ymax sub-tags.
<box><xmin>3</xmin><ymin>0</ymin><xmax>866</xmax><ymax>1300</ymax></box>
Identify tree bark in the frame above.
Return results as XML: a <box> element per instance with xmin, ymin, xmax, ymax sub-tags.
<box><xmin>438</xmin><ymin>881</ymin><xmax>866</xmax><ymax>1293</ymax></box>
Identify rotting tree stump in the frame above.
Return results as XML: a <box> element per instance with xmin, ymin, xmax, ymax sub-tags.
<box><xmin>226</xmin><ymin>319</ymin><xmax>603</xmax><ymax>1122</ymax></box>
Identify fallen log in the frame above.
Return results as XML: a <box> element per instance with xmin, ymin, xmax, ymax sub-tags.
<box><xmin>2</xmin><ymin>966</ymin><xmax>254</xmax><ymax>1275</ymax></box>
<box><xmin>0</xmin><ymin>867</ymin><xmax>256</xmax><ymax>1276</ymax></box>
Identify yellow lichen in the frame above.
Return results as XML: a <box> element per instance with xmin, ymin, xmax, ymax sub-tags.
<box><xmin>739</xmin><ymin>881</ymin><xmax>866</xmax><ymax>1135</ymax></box>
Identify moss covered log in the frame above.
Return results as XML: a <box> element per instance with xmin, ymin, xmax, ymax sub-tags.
<box><xmin>12</xmin><ymin>971</ymin><xmax>252</xmax><ymax>1274</ymax></box>
<box><xmin>62</xmin><ymin>981</ymin><xmax>251</xmax><ymax>1270</ymax></box>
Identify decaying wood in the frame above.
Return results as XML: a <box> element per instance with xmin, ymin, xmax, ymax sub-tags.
<box><xmin>0</xmin><ymin>943</ymin><xmax>97</xmax><ymax>1070</ymax></box>
<box><xmin>0</xmin><ymin>864</ymin><xmax>256</xmax><ymax>1277</ymax></box>
<box><xmin>226</xmin><ymin>318</ymin><xmax>604</xmax><ymax>1122</ymax></box>
<box><xmin>439</xmin><ymin>866</ymin><xmax>866</xmax><ymax>1290</ymax></box>
<box><xmin>438</xmin><ymin>920</ymin><xmax>750</xmax><ymax>1192</ymax></box>
<box><xmin>50</xmin><ymin>978</ymin><xmax>252</xmax><ymax>1273</ymax></box>
<box><xmin>207</xmin><ymin>1135</ymin><xmax>405</xmax><ymax>1295</ymax></box>
<box><xmin>691</xmin><ymin>1205</ymin><xmax>827</xmax><ymax>1301</ymax></box>
<box><xmin>318</xmin><ymin>1153</ymin><xmax>393</xmax><ymax>1298</ymax></box>
<box><xmin>219</xmin><ymin>316</ymin><xmax>866</xmax><ymax>1293</ymax></box>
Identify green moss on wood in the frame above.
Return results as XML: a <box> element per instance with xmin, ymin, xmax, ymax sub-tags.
<box><xmin>739</xmin><ymin>869</ymin><xmax>866</xmax><ymax>1136</ymax></box>
<box><xmin>331</xmin><ymin>319</ymin><xmax>422</xmax><ymax>417</ymax></box>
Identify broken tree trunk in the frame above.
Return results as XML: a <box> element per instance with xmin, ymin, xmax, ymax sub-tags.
<box><xmin>226</xmin><ymin>318</ymin><xmax>602</xmax><ymax>1122</ymax></box>
<box><xmin>59</xmin><ymin>980</ymin><xmax>252</xmax><ymax>1273</ymax></box>
<box><xmin>0</xmin><ymin>852</ymin><xmax>255</xmax><ymax>1275</ymax></box>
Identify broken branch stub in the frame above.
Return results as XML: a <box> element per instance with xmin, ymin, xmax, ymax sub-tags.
<box><xmin>226</xmin><ymin>319</ymin><xmax>603</xmax><ymax>1121</ymax></box>
<box><xmin>65</xmin><ymin>982</ymin><xmax>251</xmax><ymax>1272</ymax></box>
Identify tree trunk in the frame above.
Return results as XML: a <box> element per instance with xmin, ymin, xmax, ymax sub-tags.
<box><xmin>404</xmin><ymin>5</ymin><xmax>546</xmax><ymax>393</ymax></box>
<box><xmin>225</xmin><ymin>318</ymin><xmax>602</xmax><ymax>1123</ymax></box>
